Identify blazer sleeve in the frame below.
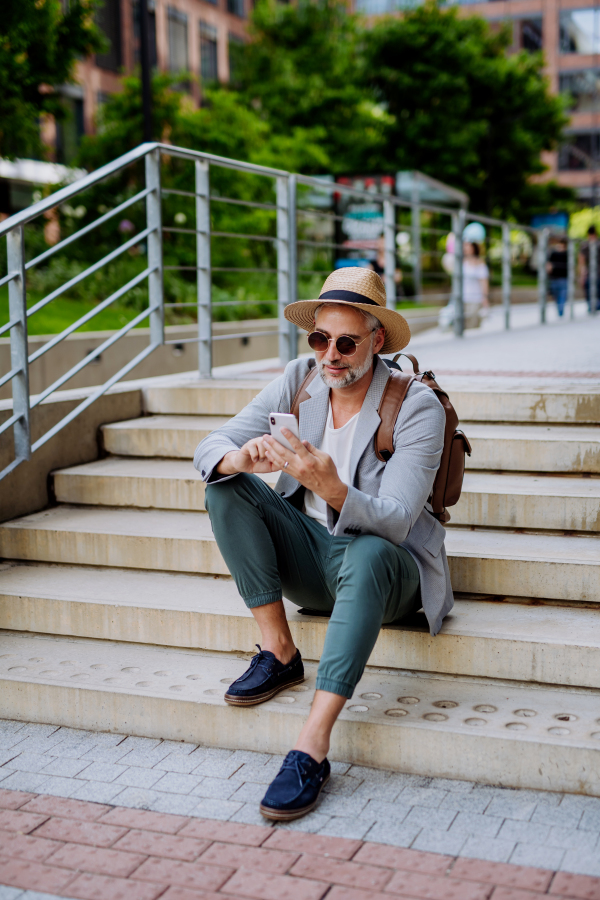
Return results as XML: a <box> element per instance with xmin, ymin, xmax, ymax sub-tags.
<box><xmin>330</xmin><ymin>385</ymin><xmax>446</xmax><ymax>544</ymax></box>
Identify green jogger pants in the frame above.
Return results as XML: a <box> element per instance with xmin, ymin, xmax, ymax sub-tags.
<box><xmin>205</xmin><ymin>474</ymin><xmax>421</xmax><ymax>699</ymax></box>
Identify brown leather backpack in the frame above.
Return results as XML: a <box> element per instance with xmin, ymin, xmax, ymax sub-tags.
<box><xmin>290</xmin><ymin>353</ymin><xmax>471</xmax><ymax>524</ymax></box>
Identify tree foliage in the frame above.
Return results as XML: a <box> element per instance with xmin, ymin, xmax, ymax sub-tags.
<box><xmin>0</xmin><ymin>0</ymin><xmax>105</xmax><ymax>159</ymax></box>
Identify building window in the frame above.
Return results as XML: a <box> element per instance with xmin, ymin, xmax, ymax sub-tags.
<box><xmin>517</xmin><ymin>18</ymin><xmax>543</xmax><ymax>53</ymax></box>
<box><xmin>228</xmin><ymin>32</ymin><xmax>244</xmax><ymax>82</ymax></box>
<box><xmin>560</xmin><ymin>70</ymin><xmax>600</xmax><ymax>113</ymax></box>
<box><xmin>227</xmin><ymin>0</ymin><xmax>245</xmax><ymax>18</ymax></box>
<box><xmin>133</xmin><ymin>0</ymin><xmax>157</xmax><ymax>67</ymax></box>
<box><xmin>559</xmin><ymin>133</ymin><xmax>600</xmax><ymax>170</ymax></box>
<box><xmin>354</xmin><ymin>0</ymin><xmax>418</xmax><ymax>12</ymax></box>
<box><xmin>96</xmin><ymin>0</ymin><xmax>122</xmax><ymax>71</ymax></box>
<box><xmin>56</xmin><ymin>97</ymin><xmax>85</xmax><ymax>165</ymax></box>
<box><xmin>200</xmin><ymin>22</ymin><xmax>219</xmax><ymax>83</ymax></box>
<box><xmin>560</xmin><ymin>10</ymin><xmax>600</xmax><ymax>55</ymax></box>
<box><xmin>168</xmin><ymin>7</ymin><xmax>189</xmax><ymax>73</ymax></box>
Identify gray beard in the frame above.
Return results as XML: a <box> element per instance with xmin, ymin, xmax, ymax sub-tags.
<box><xmin>317</xmin><ymin>346</ymin><xmax>375</xmax><ymax>389</ymax></box>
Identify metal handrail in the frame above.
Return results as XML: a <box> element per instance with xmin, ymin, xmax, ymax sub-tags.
<box><xmin>0</xmin><ymin>139</ymin><xmax>591</xmax><ymax>482</ymax></box>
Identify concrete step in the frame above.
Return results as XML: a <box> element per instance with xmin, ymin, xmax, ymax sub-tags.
<box><xmin>142</xmin><ymin>376</ymin><xmax>600</xmax><ymax>423</ymax></box>
<box><xmin>3</xmin><ymin>561</ymin><xmax>600</xmax><ymax>689</ymax></box>
<box><xmin>453</xmin><ymin>472</ymin><xmax>600</xmax><ymax>532</ymax></box>
<box><xmin>2</xmin><ymin>630</ymin><xmax>600</xmax><ymax>796</ymax></box>
<box><xmin>100</xmin><ymin>415</ymin><xmax>600</xmax><ymax>475</ymax></box>
<box><xmin>53</xmin><ymin>457</ymin><xmax>278</xmax><ymax>510</ymax></box>
<box><xmin>465</xmin><ymin>423</ymin><xmax>600</xmax><ymax>474</ymax></box>
<box><xmin>53</xmin><ymin>458</ymin><xmax>600</xmax><ymax>531</ymax></box>
<box><xmin>1</xmin><ymin>505</ymin><xmax>598</xmax><ymax>603</ymax></box>
<box><xmin>102</xmin><ymin>415</ymin><xmax>229</xmax><ymax>459</ymax></box>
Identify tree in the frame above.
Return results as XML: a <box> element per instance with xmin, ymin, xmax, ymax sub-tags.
<box><xmin>363</xmin><ymin>2</ymin><xmax>570</xmax><ymax>218</ymax></box>
<box><xmin>0</xmin><ymin>0</ymin><xmax>105</xmax><ymax>159</ymax></box>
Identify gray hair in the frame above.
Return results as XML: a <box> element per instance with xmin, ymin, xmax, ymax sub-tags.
<box><xmin>314</xmin><ymin>302</ymin><xmax>383</xmax><ymax>334</ymax></box>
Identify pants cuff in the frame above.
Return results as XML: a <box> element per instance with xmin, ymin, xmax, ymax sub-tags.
<box><xmin>315</xmin><ymin>676</ymin><xmax>355</xmax><ymax>699</ymax></box>
<box><xmin>243</xmin><ymin>589</ymin><xmax>282</xmax><ymax>609</ymax></box>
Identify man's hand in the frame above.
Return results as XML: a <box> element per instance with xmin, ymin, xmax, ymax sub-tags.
<box><xmin>263</xmin><ymin>428</ymin><xmax>348</xmax><ymax>513</ymax></box>
<box><xmin>216</xmin><ymin>437</ymin><xmax>278</xmax><ymax>475</ymax></box>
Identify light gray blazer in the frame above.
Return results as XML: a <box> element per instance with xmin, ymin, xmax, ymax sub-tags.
<box><xmin>194</xmin><ymin>356</ymin><xmax>453</xmax><ymax>634</ymax></box>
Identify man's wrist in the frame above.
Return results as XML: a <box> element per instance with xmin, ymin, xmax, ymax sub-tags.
<box><xmin>216</xmin><ymin>450</ymin><xmax>239</xmax><ymax>476</ymax></box>
<box><xmin>324</xmin><ymin>481</ymin><xmax>348</xmax><ymax>514</ymax></box>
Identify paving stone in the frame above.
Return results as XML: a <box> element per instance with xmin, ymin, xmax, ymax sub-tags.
<box><xmin>329</xmin><ymin>762</ymin><xmax>352</xmax><ymax>776</ymax></box>
<box><xmin>531</xmin><ymin>804</ymin><xmax>584</xmax><ymax>830</ymax></box>
<box><xmin>278</xmin><ymin>813</ymin><xmax>332</xmax><ymax>834</ymax></box>
<box><xmin>46</xmin><ymin>739</ymin><xmax>99</xmax><ymax>760</ymax></box>
<box><xmin>35</xmin><ymin>776</ymin><xmax>80</xmax><ymax>799</ymax></box>
<box><xmin>17</xmin><ymin>725</ymin><xmax>61</xmax><ymax>740</ymax></box>
<box><xmin>316</xmin><ymin>816</ymin><xmax>376</xmax><ymax>841</ymax></box>
<box><xmin>5</xmin><ymin>753</ymin><xmax>55</xmax><ymax>775</ymax></box>
<box><xmin>362</xmin><ymin>820</ymin><xmax>421</xmax><ymax>848</ymax></box>
<box><xmin>76</xmin><ymin>761</ymin><xmax>128</xmax><ymax>783</ymax></box>
<box><xmin>113</xmin><ymin>828</ymin><xmax>208</xmax><ymax>862</ymax></box>
<box><xmin>45</xmin><ymin>842</ymin><xmax>147</xmax><ymax>878</ymax></box>
<box><xmin>227</xmin><ymin>803</ymin><xmax>275</xmax><ymax>827</ymax></box>
<box><xmin>114</xmin><ymin>766</ymin><xmax>164</xmax><ymax>790</ymax></box>
<box><xmin>448</xmin><ymin>813</ymin><xmax>504</xmax><ymax>839</ymax></box>
<box><xmin>200</xmin><ymin>841</ymin><xmax>299</xmax><ymax>875</ymax></box>
<box><xmin>231</xmin><ymin>763</ymin><xmax>285</xmax><ymax>785</ymax></box>
<box><xmin>150</xmin><ymin>794</ymin><xmax>200</xmax><ymax>817</ymax></box>
<box><xmin>0</xmin><ymin>855</ymin><xmax>76</xmax><ymax>895</ymax></box>
<box><xmin>546</xmin><ymin>826</ymin><xmax>599</xmax><ymax>851</ymax></box>
<box><xmin>316</xmin><ymin>794</ymin><xmax>369</xmax><ymax>818</ymax></box>
<box><xmin>0</xmin><ymin>887</ymin><xmax>22</xmax><ymax>900</ymax></box>
<box><xmin>61</xmin><ymin>871</ymin><xmax>165</xmax><ymax>900</ymax></box>
<box><xmin>403</xmin><ymin>805</ymin><xmax>457</xmax><ymax>830</ymax></box>
<box><xmin>397</xmin><ymin>786</ymin><xmax>448</xmax><ymax>809</ymax></box>
<box><xmin>115</xmin><ymin>737</ymin><xmax>163</xmax><ymax>753</ymax></box>
<box><xmin>0</xmin><ymin>751</ymin><xmax>23</xmax><ymax>769</ymax></box>
<box><xmin>551</xmin><ymin>870</ymin><xmax>600</xmax><ymax>896</ymax></box>
<box><xmin>361</xmin><ymin>800</ymin><xmax>412</xmax><ymax>823</ymax></box>
<box><xmin>227</xmin><ymin>751</ymin><xmax>273</xmax><ymax>767</ymax></box>
<box><xmin>194</xmin><ymin>747</ymin><xmax>234</xmax><ymax>762</ymax></box>
<box><xmin>20</xmin><ymin>892</ymin><xmax>76</xmax><ymax>900</ymax></box>
<box><xmin>322</xmin><ymin>775</ymin><xmax>361</xmax><ymax>796</ymax></box>
<box><xmin>33</xmin><ymin>816</ymin><xmax>128</xmax><ymax>848</ymax></box>
<box><xmin>193</xmin><ymin>757</ymin><xmax>247</xmax><ymax>780</ymax></box>
<box><xmin>191</xmin><ymin>776</ymin><xmax>244</xmax><ymax>800</ymax></box>
<box><xmin>180</xmin><ymin>817</ymin><xmax>272</xmax><ymax>846</ymax></box>
<box><xmin>441</xmin><ymin>792</ymin><xmax>494</xmax><ymax>814</ymax></box>
<box><xmin>152</xmin><ymin>773</ymin><xmax>202</xmax><ymax>795</ymax></box>
<box><xmin>68</xmin><ymin>781</ymin><xmax>127</xmax><ymax>805</ymax></box>
<box><xmin>0</xmin><ymin>832</ymin><xmax>62</xmax><ymax>863</ymax></box>
<box><xmin>0</xmin><ymin>772</ymin><xmax>49</xmax><ymax>794</ymax></box>
<box><xmin>113</xmin><ymin>787</ymin><xmax>163</xmax><ymax>810</ymax></box>
<box><xmin>559</xmin><ymin>848</ymin><xmax>600</xmax><ymax>878</ymax></box>
<box><xmin>152</xmin><ymin>754</ymin><xmax>201</xmax><ymax>775</ymax></box>
<box><xmin>0</xmin><ymin>734</ymin><xmax>27</xmax><ymax>751</ymax></box>
<box><xmin>0</xmin><ymin>789</ymin><xmax>36</xmax><ymax>810</ymax></box>
<box><xmin>498</xmin><ymin>820</ymin><xmax>551</xmax><ymax>844</ymax></box>
<box><xmin>157</xmin><ymin>742</ymin><xmax>199</xmax><ymax>757</ymax></box>
<box><xmin>0</xmin><ymin>720</ymin><xmax>23</xmax><ymax>735</ymax></box>
<box><xmin>133</xmin><ymin>855</ymin><xmax>233</xmax><ymax>893</ymax></box>
<box><xmin>460</xmin><ymin>836</ymin><xmax>517</xmax><ymax>863</ymax></box>
<box><xmin>429</xmin><ymin>778</ymin><xmax>475</xmax><ymax>794</ymax></box>
<box><xmin>190</xmin><ymin>798</ymin><xmax>243</xmax><ymax>821</ymax></box>
<box><xmin>509</xmin><ymin>842</ymin><xmax>565</xmax><ymax>871</ymax></box>
<box><xmin>485</xmin><ymin>797</ymin><xmax>537</xmax><ymax>822</ymax></box>
<box><xmin>0</xmin><ymin>809</ymin><xmax>50</xmax><ymax>834</ymax></box>
<box><xmin>219</xmin><ymin>866</ymin><xmax>329</xmax><ymax>900</ymax></box>
<box><xmin>579</xmin><ymin>806</ymin><xmax>600</xmax><ymax>832</ymax></box>
<box><xmin>354</xmin><ymin>843</ymin><xmax>454</xmax><ymax>874</ymax></box>
<box><xmin>406</xmin><ymin>826</ymin><xmax>467</xmax><ymax>857</ymax></box>
<box><xmin>350</xmin><ymin>780</ymin><xmax>405</xmax><ymax>802</ymax></box>
<box><xmin>229</xmin><ymin>782</ymin><xmax>267</xmax><ymax>804</ymax></box>
<box><xmin>117</xmin><ymin>750</ymin><xmax>171</xmax><ymax>769</ymax></box>
<box><xmin>263</xmin><ymin>831</ymin><xmax>361</xmax><ymax>860</ymax></box>
<box><xmin>39</xmin><ymin>757</ymin><xmax>90</xmax><ymax>778</ymax></box>
<box><xmin>20</xmin><ymin>795</ymin><xmax>111</xmax><ymax>821</ymax></box>
<box><xmin>290</xmin><ymin>852</ymin><xmax>392</xmax><ymax>891</ymax></box>
<box><xmin>79</xmin><ymin>745</ymin><xmax>131</xmax><ymax>764</ymax></box>
<box><xmin>450</xmin><ymin>857</ymin><xmax>554</xmax><ymax>891</ymax></box>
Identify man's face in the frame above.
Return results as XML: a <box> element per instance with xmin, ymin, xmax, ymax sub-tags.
<box><xmin>313</xmin><ymin>305</ymin><xmax>384</xmax><ymax>389</ymax></box>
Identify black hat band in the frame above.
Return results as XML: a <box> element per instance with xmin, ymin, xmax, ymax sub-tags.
<box><xmin>318</xmin><ymin>289</ymin><xmax>379</xmax><ymax>306</ymax></box>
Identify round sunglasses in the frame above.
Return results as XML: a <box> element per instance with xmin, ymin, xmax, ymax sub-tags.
<box><xmin>307</xmin><ymin>329</ymin><xmax>375</xmax><ymax>357</ymax></box>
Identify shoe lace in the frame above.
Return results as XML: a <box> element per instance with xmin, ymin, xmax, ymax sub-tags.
<box><xmin>280</xmin><ymin>753</ymin><xmax>307</xmax><ymax>785</ymax></box>
<box><xmin>247</xmin><ymin>644</ymin><xmax>276</xmax><ymax>676</ymax></box>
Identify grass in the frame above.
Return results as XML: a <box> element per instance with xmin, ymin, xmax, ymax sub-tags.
<box><xmin>0</xmin><ymin>287</ymin><xmax>152</xmax><ymax>336</ymax></box>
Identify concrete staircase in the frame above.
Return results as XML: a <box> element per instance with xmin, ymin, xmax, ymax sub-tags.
<box><xmin>1</xmin><ymin>374</ymin><xmax>600</xmax><ymax>795</ymax></box>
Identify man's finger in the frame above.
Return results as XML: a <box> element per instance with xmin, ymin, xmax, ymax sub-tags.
<box><xmin>280</xmin><ymin>428</ymin><xmax>308</xmax><ymax>456</ymax></box>
<box><xmin>264</xmin><ymin>436</ymin><xmax>292</xmax><ymax>467</ymax></box>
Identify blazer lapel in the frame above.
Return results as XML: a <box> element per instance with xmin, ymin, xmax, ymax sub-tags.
<box><xmin>298</xmin><ymin>370</ymin><xmax>329</xmax><ymax>450</ymax></box>
<box><xmin>348</xmin><ymin>358</ymin><xmax>391</xmax><ymax>484</ymax></box>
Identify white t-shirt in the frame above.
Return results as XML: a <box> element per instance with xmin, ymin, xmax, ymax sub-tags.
<box><xmin>303</xmin><ymin>401</ymin><xmax>359</xmax><ymax>527</ymax></box>
<box><xmin>463</xmin><ymin>260</ymin><xmax>489</xmax><ymax>303</ymax></box>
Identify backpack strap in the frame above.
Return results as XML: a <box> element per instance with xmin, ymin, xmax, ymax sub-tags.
<box><xmin>290</xmin><ymin>360</ymin><xmax>318</xmax><ymax>420</ymax></box>
<box><xmin>375</xmin><ymin>369</ymin><xmax>416</xmax><ymax>462</ymax></box>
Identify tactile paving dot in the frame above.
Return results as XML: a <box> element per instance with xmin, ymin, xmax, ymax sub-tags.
<box><xmin>136</xmin><ymin>681</ymin><xmax>153</xmax><ymax>687</ymax></box>
<box><xmin>288</xmin><ymin>685</ymin><xmax>309</xmax><ymax>692</ymax></box>
<box><xmin>122</xmin><ymin>667</ymin><xmax>141</xmax><ymax>673</ymax></box>
<box><xmin>398</xmin><ymin>696</ymin><xmax>419</xmax><ymax>705</ymax></box>
<box><xmin>59</xmin><ymin>661</ymin><xmax>77</xmax><ymax>666</ymax></box>
<box><xmin>385</xmin><ymin>709</ymin><xmax>408</xmax><ymax>717</ymax></box>
<box><xmin>28</xmin><ymin>658</ymin><xmax>44</xmax><ymax>663</ymax></box>
<box><xmin>347</xmin><ymin>705</ymin><xmax>369</xmax><ymax>712</ymax></box>
<box><xmin>274</xmin><ymin>696</ymin><xmax>295</xmax><ymax>704</ymax></box>
<box><xmin>514</xmin><ymin>709</ymin><xmax>537</xmax><ymax>717</ymax></box>
<box><xmin>40</xmin><ymin>670</ymin><xmax>59</xmax><ymax>677</ymax></box>
<box><xmin>90</xmin><ymin>664</ymin><xmax>108</xmax><ymax>670</ymax></box>
<box><xmin>361</xmin><ymin>692</ymin><xmax>382</xmax><ymax>700</ymax></box>
<box><xmin>169</xmin><ymin>685</ymin><xmax>185</xmax><ymax>692</ymax></box>
<box><xmin>474</xmin><ymin>705</ymin><xmax>497</xmax><ymax>713</ymax></box>
<box><xmin>103</xmin><ymin>677</ymin><xmax>122</xmax><ymax>683</ymax></box>
<box><xmin>464</xmin><ymin>718</ymin><xmax>486</xmax><ymax>726</ymax></box>
<box><xmin>591</xmin><ymin>732</ymin><xmax>600</xmax><ymax>739</ymax></box>
<box><xmin>433</xmin><ymin>700</ymin><xmax>458</xmax><ymax>709</ymax></box>
<box><xmin>186</xmin><ymin>674</ymin><xmax>202</xmax><ymax>680</ymax></box>
<box><xmin>8</xmin><ymin>666</ymin><xmax>27</xmax><ymax>672</ymax></box>
<box><xmin>506</xmin><ymin>722</ymin><xmax>528</xmax><ymax>731</ymax></box>
<box><xmin>154</xmin><ymin>671</ymin><xmax>172</xmax><ymax>676</ymax></box>
<box><xmin>424</xmin><ymin>713</ymin><xmax>447</xmax><ymax>722</ymax></box>
<box><xmin>70</xmin><ymin>673</ymin><xmax>90</xmax><ymax>680</ymax></box>
<box><xmin>549</xmin><ymin>727</ymin><xmax>570</xmax><ymax>735</ymax></box>
<box><xmin>221</xmin><ymin>678</ymin><xmax>235</xmax><ymax>684</ymax></box>
<box><xmin>204</xmin><ymin>689</ymin><xmax>220</xmax><ymax>695</ymax></box>
<box><xmin>555</xmin><ymin>713</ymin><xmax>577</xmax><ymax>722</ymax></box>
<box><xmin>0</xmin><ymin>655</ymin><xmax>17</xmax><ymax>659</ymax></box>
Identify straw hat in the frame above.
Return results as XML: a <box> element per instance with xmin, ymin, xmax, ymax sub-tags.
<box><xmin>284</xmin><ymin>267</ymin><xmax>410</xmax><ymax>354</ymax></box>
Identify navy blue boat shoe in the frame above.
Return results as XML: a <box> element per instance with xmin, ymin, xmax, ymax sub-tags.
<box><xmin>224</xmin><ymin>645</ymin><xmax>304</xmax><ymax>706</ymax></box>
<box><xmin>260</xmin><ymin>749</ymin><xmax>330</xmax><ymax>821</ymax></box>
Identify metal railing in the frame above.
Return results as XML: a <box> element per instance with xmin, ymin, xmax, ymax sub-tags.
<box><xmin>0</xmin><ymin>141</ymin><xmax>592</xmax><ymax>481</ymax></box>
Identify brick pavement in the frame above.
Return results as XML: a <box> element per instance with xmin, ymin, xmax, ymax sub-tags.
<box><xmin>2</xmin><ymin>787</ymin><xmax>600</xmax><ymax>900</ymax></box>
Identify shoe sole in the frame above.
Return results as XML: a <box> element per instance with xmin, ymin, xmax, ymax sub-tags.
<box><xmin>258</xmin><ymin>772</ymin><xmax>330</xmax><ymax>821</ymax></box>
<box><xmin>223</xmin><ymin>675</ymin><xmax>305</xmax><ymax>707</ymax></box>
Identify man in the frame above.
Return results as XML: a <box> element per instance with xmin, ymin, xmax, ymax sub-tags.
<box><xmin>194</xmin><ymin>267</ymin><xmax>449</xmax><ymax>821</ymax></box>
<box><xmin>578</xmin><ymin>224</ymin><xmax>600</xmax><ymax>313</ymax></box>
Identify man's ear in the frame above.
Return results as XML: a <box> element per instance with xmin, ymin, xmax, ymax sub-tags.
<box><xmin>374</xmin><ymin>327</ymin><xmax>386</xmax><ymax>354</ymax></box>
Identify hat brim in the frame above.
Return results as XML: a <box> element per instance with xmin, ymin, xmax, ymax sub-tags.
<box><xmin>284</xmin><ymin>299</ymin><xmax>411</xmax><ymax>354</ymax></box>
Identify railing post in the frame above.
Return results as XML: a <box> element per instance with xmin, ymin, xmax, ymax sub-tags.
<box><xmin>590</xmin><ymin>236</ymin><xmax>598</xmax><ymax>316</ymax></box>
<box><xmin>383</xmin><ymin>199</ymin><xmax>396</xmax><ymax>309</ymax></box>
<box><xmin>145</xmin><ymin>148</ymin><xmax>164</xmax><ymax>349</ymax></box>
<box><xmin>452</xmin><ymin>209</ymin><xmax>465</xmax><ymax>337</ymax></box>
<box><xmin>7</xmin><ymin>226</ymin><xmax>31</xmax><ymax>462</ymax></box>
<box><xmin>287</xmin><ymin>173</ymin><xmax>298</xmax><ymax>361</ymax></box>
<box><xmin>538</xmin><ymin>228</ymin><xmax>549</xmax><ymax>324</ymax></box>
<box><xmin>501</xmin><ymin>222</ymin><xmax>511</xmax><ymax>330</ymax></box>
<box><xmin>411</xmin><ymin>183</ymin><xmax>422</xmax><ymax>302</ymax></box>
<box><xmin>567</xmin><ymin>237</ymin><xmax>576</xmax><ymax>321</ymax></box>
<box><xmin>196</xmin><ymin>159</ymin><xmax>212</xmax><ymax>378</ymax></box>
<box><xmin>277</xmin><ymin>175</ymin><xmax>293</xmax><ymax>366</ymax></box>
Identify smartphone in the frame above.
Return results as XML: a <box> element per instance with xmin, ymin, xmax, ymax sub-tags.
<box><xmin>269</xmin><ymin>412</ymin><xmax>300</xmax><ymax>452</ymax></box>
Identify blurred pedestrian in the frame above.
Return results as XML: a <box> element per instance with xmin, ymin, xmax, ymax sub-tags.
<box><xmin>463</xmin><ymin>241</ymin><xmax>490</xmax><ymax>314</ymax></box>
<box><xmin>547</xmin><ymin>236</ymin><xmax>568</xmax><ymax>317</ymax></box>
<box><xmin>578</xmin><ymin>225</ymin><xmax>600</xmax><ymax>312</ymax></box>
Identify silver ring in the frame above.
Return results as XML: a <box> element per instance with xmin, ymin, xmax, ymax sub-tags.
<box><xmin>284</xmin><ymin>461</ymin><xmax>289</xmax><ymax>469</ymax></box>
